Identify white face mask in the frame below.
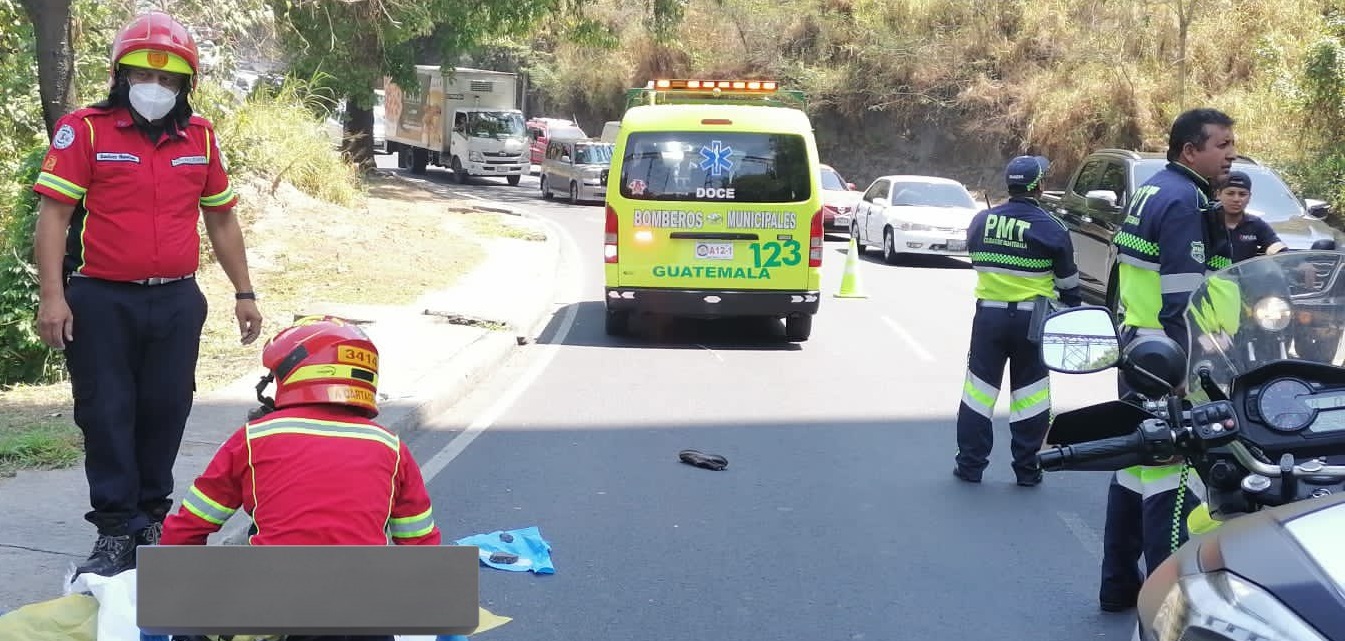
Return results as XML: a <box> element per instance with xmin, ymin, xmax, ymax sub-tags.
<box><xmin>128</xmin><ymin>82</ymin><xmax>179</xmax><ymax>122</ymax></box>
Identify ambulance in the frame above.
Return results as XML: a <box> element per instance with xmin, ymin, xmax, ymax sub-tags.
<box><xmin>603</xmin><ymin>79</ymin><xmax>824</xmax><ymax>341</ymax></box>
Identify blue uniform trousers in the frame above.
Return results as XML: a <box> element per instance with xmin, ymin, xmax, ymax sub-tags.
<box><xmin>63</xmin><ymin>275</ymin><xmax>208</xmax><ymax>536</ymax></box>
<box><xmin>954</xmin><ymin>300</ymin><xmax>1052</xmax><ymax>480</ymax></box>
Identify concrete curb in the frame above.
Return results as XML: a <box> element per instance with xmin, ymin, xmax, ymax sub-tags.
<box><xmin>217</xmin><ymin>181</ymin><xmax>564</xmax><ymax>546</ymax></box>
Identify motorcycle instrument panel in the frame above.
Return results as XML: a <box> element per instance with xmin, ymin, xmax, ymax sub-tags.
<box><xmin>1246</xmin><ymin>378</ymin><xmax>1345</xmax><ymax>447</ymax></box>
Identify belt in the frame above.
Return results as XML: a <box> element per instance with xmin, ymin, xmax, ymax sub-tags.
<box><xmin>70</xmin><ymin>272</ymin><xmax>195</xmax><ymax>286</ymax></box>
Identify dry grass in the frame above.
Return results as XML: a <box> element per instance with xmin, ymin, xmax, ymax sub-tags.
<box><xmin>0</xmin><ymin>173</ymin><xmax>500</xmax><ymax>473</ymax></box>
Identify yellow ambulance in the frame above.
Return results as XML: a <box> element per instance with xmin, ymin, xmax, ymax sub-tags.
<box><xmin>603</xmin><ymin>79</ymin><xmax>824</xmax><ymax>341</ymax></box>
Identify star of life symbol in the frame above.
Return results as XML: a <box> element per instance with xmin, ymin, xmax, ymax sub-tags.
<box><xmin>699</xmin><ymin>140</ymin><xmax>734</xmax><ymax>177</ymax></box>
<box><xmin>629</xmin><ymin>179</ymin><xmax>647</xmax><ymax>195</ymax></box>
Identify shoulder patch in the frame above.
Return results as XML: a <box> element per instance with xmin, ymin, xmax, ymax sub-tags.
<box><xmin>1190</xmin><ymin>241</ymin><xmax>1205</xmax><ymax>263</ymax></box>
<box><xmin>52</xmin><ymin>124</ymin><xmax>76</xmax><ymax>150</ymax></box>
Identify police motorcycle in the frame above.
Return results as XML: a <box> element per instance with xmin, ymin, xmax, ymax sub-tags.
<box><xmin>1035</xmin><ymin>250</ymin><xmax>1345</xmax><ymax>641</ymax></box>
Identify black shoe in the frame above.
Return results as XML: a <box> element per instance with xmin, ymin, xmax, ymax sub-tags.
<box><xmin>1100</xmin><ymin>599</ymin><xmax>1136</xmax><ymax>613</ymax></box>
<box><xmin>1016</xmin><ymin>469</ymin><xmax>1043</xmax><ymax>487</ymax></box>
<box><xmin>136</xmin><ymin>521</ymin><xmax>163</xmax><ymax>547</ymax></box>
<box><xmin>952</xmin><ymin>467</ymin><xmax>982</xmax><ymax>483</ymax></box>
<box><xmin>74</xmin><ymin>534</ymin><xmax>136</xmax><ymax>578</ymax></box>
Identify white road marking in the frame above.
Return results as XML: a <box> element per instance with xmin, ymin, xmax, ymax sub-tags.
<box><xmin>419</xmin><ymin>215</ymin><xmax>581</xmax><ymax>482</ymax></box>
<box><xmin>880</xmin><ymin>315</ymin><xmax>935</xmax><ymax>362</ymax></box>
<box><xmin>453</xmin><ymin>190</ymin><xmax>485</xmax><ymax>201</ymax></box>
<box><xmin>1057</xmin><ymin>511</ymin><xmax>1103</xmax><ymax>561</ymax></box>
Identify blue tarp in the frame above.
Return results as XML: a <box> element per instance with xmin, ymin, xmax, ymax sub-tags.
<box><xmin>454</xmin><ymin>526</ymin><xmax>554</xmax><ymax>575</ymax></box>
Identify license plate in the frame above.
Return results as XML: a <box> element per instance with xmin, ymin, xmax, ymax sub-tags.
<box><xmin>695</xmin><ymin>242</ymin><xmax>734</xmax><ymax>260</ymax></box>
<box><xmin>947</xmin><ymin>239</ymin><xmax>967</xmax><ymax>252</ymax></box>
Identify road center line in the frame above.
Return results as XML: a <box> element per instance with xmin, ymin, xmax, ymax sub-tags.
<box><xmin>880</xmin><ymin>315</ymin><xmax>935</xmax><ymax>362</ymax></box>
<box><xmin>419</xmin><ymin>214</ymin><xmax>581</xmax><ymax>482</ymax></box>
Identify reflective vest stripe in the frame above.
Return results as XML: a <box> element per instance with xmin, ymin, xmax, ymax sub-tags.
<box><xmin>388</xmin><ymin>508</ymin><xmax>436</xmax><ymax>539</ymax></box>
<box><xmin>183</xmin><ymin>485</ymin><xmax>237</xmax><ymax>525</ymax></box>
<box><xmin>246</xmin><ymin>417</ymin><xmax>399</xmax><ymax>451</ymax></box>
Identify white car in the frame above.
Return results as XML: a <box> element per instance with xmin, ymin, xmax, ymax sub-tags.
<box><xmin>850</xmin><ymin>175</ymin><xmax>982</xmax><ymax>264</ymax></box>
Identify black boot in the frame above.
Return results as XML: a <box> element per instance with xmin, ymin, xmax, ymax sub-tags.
<box><xmin>74</xmin><ymin>534</ymin><xmax>136</xmax><ymax>578</ymax></box>
<box><xmin>136</xmin><ymin>521</ymin><xmax>163</xmax><ymax>547</ymax></box>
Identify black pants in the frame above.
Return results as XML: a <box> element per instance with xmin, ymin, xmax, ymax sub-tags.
<box><xmin>63</xmin><ymin>276</ymin><xmax>208</xmax><ymax>536</ymax></box>
<box><xmin>954</xmin><ymin>300</ymin><xmax>1052</xmax><ymax>477</ymax></box>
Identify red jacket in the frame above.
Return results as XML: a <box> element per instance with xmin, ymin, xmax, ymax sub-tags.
<box><xmin>161</xmin><ymin>406</ymin><xmax>442</xmax><ymax>546</ymax></box>
<box><xmin>32</xmin><ymin>106</ymin><xmax>238</xmax><ymax>282</ymax></box>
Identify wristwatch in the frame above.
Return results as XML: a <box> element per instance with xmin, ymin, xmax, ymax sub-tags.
<box><xmin>235</xmin><ymin>291</ymin><xmax>257</xmax><ymax>301</ymax></box>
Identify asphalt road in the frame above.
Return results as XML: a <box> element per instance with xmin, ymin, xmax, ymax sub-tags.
<box><xmin>379</xmin><ymin>157</ymin><xmax>1139</xmax><ymax>641</ymax></box>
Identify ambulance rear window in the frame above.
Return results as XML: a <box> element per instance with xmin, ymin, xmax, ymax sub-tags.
<box><xmin>619</xmin><ymin>132</ymin><xmax>811</xmax><ymax>203</ymax></box>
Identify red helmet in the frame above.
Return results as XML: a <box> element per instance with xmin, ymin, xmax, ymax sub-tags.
<box><xmin>110</xmin><ymin>12</ymin><xmax>199</xmax><ymax>89</ymax></box>
<box><xmin>259</xmin><ymin>316</ymin><xmax>381</xmax><ymax>418</ymax></box>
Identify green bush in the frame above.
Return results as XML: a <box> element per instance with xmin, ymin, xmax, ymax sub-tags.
<box><xmin>0</xmin><ymin>146</ymin><xmax>61</xmax><ymax>387</ymax></box>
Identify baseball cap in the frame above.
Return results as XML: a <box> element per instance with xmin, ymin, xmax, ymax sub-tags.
<box><xmin>1006</xmin><ymin>155</ymin><xmax>1050</xmax><ymax>190</ymax></box>
<box><xmin>1223</xmin><ymin>170</ymin><xmax>1252</xmax><ymax>191</ymax></box>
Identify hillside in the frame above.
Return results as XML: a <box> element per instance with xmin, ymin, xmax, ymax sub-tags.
<box><xmin>518</xmin><ymin>0</ymin><xmax>1345</xmax><ymax>202</ymax></box>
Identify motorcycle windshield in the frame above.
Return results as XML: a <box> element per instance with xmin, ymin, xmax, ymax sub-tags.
<box><xmin>1185</xmin><ymin>251</ymin><xmax>1345</xmax><ymax>395</ymax></box>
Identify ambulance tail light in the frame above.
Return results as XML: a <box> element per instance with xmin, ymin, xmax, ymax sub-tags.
<box><xmin>809</xmin><ymin>210</ymin><xmax>824</xmax><ymax>267</ymax></box>
<box><xmin>605</xmin><ymin>205</ymin><xmax>619</xmax><ymax>264</ymax></box>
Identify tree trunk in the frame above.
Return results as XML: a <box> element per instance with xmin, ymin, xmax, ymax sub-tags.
<box><xmin>343</xmin><ymin>103</ymin><xmax>376</xmax><ymax>171</ymax></box>
<box><xmin>1176</xmin><ymin>0</ymin><xmax>1191</xmax><ymax>111</ymax></box>
<box><xmin>19</xmin><ymin>0</ymin><xmax>77</xmax><ymax>139</ymax></box>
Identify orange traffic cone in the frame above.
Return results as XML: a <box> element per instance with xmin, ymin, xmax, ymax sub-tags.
<box><xmin>834</xmin><ymin>236</ymin><xmax>868</xmax><ymax>298</ymax></box>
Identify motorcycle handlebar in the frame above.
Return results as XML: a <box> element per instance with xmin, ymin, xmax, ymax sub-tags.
<box><xmin>1037</xmin><ymin>431</ymin><xmax>1149</xmax><ymax>472</ymax></box>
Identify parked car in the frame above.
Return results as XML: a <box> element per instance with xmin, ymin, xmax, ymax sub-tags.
<box><xmin>540</xmin><ymin>138</ymin><xmax>613</xmax><ymax>204</ymax></box>
<box><xmin>526</xmin><ymin>117</ymin><xmax>586</xmax><ymax>166</ymax></box>
<box><xmin>850</xmin><ymin>175</ymin><xmax>980</xmax><ymax>264</ymax></box>
<box><xmin>819</xmin><ymin>164</ymin><xmax>860</xmax><ymax>232</ymax></box>
<box><xmin>1041</xmin><ymin>148</ymin><xmax>1341</xmax><ymax>308</ymax></box>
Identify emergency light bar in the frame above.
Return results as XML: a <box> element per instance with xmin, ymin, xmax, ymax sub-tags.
<box><xmin>648</xmin><ymin>79</ymin><xmax>780</xmax><ymax>92</ymax></box>
<box><xmin>624</xmin><ymin>78</ymin><xmax>806</xmax><ymax>111</ymax></box>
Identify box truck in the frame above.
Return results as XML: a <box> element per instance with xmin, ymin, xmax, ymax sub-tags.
<box><xmin>383</xmin><ymin>66</ymin><xmax>528</xmax><ymax>185</ymax></box>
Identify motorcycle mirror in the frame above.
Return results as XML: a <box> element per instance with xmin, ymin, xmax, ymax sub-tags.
<box><xmin>1039</xmin><ymin>306</ymin><xmax>1122</xmax><ymax>374</ymax></box>
<box><xmin>1311</xmin><ymin>238</ymin><xmax>1337</xmax><ymax>251</ymax></box>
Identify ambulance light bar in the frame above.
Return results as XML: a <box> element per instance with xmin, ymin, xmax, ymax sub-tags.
<box><xmin>648</xmin><ymin>79</ymin><xmax>779</xmax><ymax>92</ymax></box>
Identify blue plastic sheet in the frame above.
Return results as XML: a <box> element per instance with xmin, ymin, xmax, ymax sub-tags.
<box><xmin>454</xmin><ymin>526</ymin><xmax>554</xmax><ymax>574</ymax></box>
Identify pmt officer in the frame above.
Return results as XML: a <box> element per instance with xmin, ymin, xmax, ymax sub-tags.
<box><xmin>32</xmin><ymin>11</ymin><xmax>263</xmax><ymax>577</ymax></box>
<box><xmin>954</xmin><ymin>155</ymin><xmax>1082</xmax><ymax>487</ymax></box>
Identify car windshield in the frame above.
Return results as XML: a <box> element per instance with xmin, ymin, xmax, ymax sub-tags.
<box><xmin>820</xmin><ymin>168</ymin><xmax>847</xmax><ymax>191</ymax></box>
<box><xmin>575</xmin><ymin>144</ymin><xmax>613</xmax><ymax>165</ymax></box>
<box><xmin>619</xmin><ymin>131</ymin><xmax>812</xmax><ymax>203</ymax></box>
<box><xmin>468</xmin><ymin>112</ymin><xmax>526</xmax><ymax>139</ymax></box>
<box><xmin>889</xmin><ymin>181</ymin><xmax>976</xmax><ymax>208</ymax></box>
<box><xmin>1133</xmin><ymin>161</ymin><xmax>1304</xmax><ymax>222</ymax></box>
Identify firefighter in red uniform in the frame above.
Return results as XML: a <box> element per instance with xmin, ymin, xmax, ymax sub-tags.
<box><xmin>31</xmin><ymin>11</ymin><xmax>263</xmax><ymax>578</ymax></box>
<box><xmin>159</xmin><ymin>316</ymin><xmax>440</xmax><ymax>641</ymax></box>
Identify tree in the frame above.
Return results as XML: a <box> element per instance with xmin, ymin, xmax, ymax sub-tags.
<box><xmin>18</xmin><ymin>0</ymin><xmax>76</xmax><ymax>138</ymax></box>
<box><xmin>269</xmin><ymin>0</ymin><xmax>586</xmax><ymax>170</ymax></box>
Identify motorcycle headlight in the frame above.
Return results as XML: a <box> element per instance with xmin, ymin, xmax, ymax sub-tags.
<box><xmin>1150</xmin><ymin>571</ymin><xmax>1328</xmax><ymax>641</ymax></box>
<box><xmin>1253</xmin><ymin>297</ymin><xmax>1292</xmax><ymax>331</ymax></box>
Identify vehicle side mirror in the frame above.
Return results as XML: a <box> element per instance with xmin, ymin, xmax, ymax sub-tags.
<box><xmin>846</xmin><ymin>182</ymin><xmax>856</xmax><ymax>191</ymax></box>
<box><xmin>1084</xmin><ymin>190</ymin><xmax>1119</xmax><ymax>210</ymax></box>
<box><xmin>1040</xmin><ymin>306</ymin><xmax>1121</xmax><ymax>374</ymax></box>
<box><xmin>561</xmin><ymin>155</ymin><xmax>571</xmax><ymax>163</ymax></box>
<box><xmin>1306</xmin><ymin>199</ymin><xmax>1332</xmax><ymax>220</ymax></box>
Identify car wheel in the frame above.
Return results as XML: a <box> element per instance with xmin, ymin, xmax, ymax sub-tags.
<box><xmin>541</xmin><ymin>176</ymin><xmax>552</xmax><ymax>199</ymax></box>
<box><xmin>883</xmin><ymin>228</ymin><xmax>901</xmax><ymax>265</ymax></box>
<box><xmin>851</xmin><ymin>223</ymin><xmax>866</xmax><ymax>256</ymax></box>
<box><xmin>507</xmin><ymin>174</ymin><xmax>521</xmax><ymax>186</ymax></box>
<box><xmin>570</xmin><ymin>182</ymin><xmax>580</xmax><ymax>205</ymax></box>
<box><xmin>785</xmin><ymin>315</ymin><xmax>812</xmax><ymax>342</ymax></box>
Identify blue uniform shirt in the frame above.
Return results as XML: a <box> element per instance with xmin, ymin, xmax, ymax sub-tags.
<box><xmin>966</xmin><ymin>196</ymin><xmax>1082</xmax><ymax>306</ymax></box>
<box><xmin>1227</xmin><ymin>214</ymin><xmax>1281</xmax><ymax>263</ymax></box>
<box><xmin>1114</xmin><ymin>162</ymin><xmax>1232</xmax><ymax>348</ymax></box>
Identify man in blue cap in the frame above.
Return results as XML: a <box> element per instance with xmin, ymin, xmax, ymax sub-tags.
<box><xmin>1218</xmin><ymin>170</ymin><xmax>1285</xmax><ymax>262</ymax></box>
<box><xmin>1102</xmin><ymin>107</ymin><xmax>1236</xmax><ymax>613</ymax></box>
<box><xmin>954</xmin><ymin>155</ymin><xmax>1081</xmax><ymax>486</ymax></box>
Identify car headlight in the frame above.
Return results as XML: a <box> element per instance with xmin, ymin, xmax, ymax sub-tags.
<box><xmin>469</xmin><ymin>151</ymin><xmax>483</xmax><ymax>162</ymax></box>
<box><xmin>1150</xmin><ymin>571</ymin><xmax>1327</xmax><ymax>641</ymax></box>
<box><xmin>899</xmin><ymin>222</ymin><xmax>934</xmax><ymax>231</ymax></box>
<box><xmin>1253</xmin><ymin>297</ymin><xmax>1292</xmax><ymax>331</ymax></box>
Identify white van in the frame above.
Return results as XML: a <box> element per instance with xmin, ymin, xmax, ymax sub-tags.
<box><xmin>600</xmin><ymin>120</ymin><xmax>620</xmax><ymax>144</ymax></box>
